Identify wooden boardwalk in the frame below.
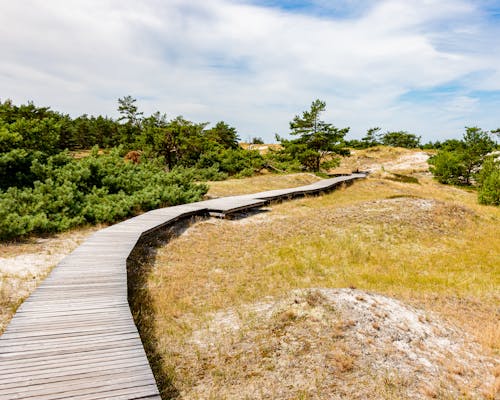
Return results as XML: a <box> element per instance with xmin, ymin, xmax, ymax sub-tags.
<box><xmin>0</xmin><ymin>173</ymin><xmax>365</xmax><ymax>399</ymax></box>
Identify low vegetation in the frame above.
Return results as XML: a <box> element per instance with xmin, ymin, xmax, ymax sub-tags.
<box><xmin>129</xmin><ymin>156</ymin><xmax>499</xmax><ymax>399</ymax></box>
<box><xmin>0</xmin><ymin>148</ymin><xmax>207</xmax><ymax>240</ymax></box>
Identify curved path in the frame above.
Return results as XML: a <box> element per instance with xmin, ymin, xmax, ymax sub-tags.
<box><xmin>0</xmin><ymin>174</ymin><xmax>365</xmax><ymax>399</ymax></box>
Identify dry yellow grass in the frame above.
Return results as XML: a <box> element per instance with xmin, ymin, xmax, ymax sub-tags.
<box><xmin>206</xmin><ymin>172</ymin><xmax>321</xmax><ymax>197</ymax></box>
<box><xmin>131</xmin><ymin>170</ymin><xmax>499</xmax><ymax>398</ymax></box>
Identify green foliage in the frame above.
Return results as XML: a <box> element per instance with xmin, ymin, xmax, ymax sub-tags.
<box><xmin>477</xmin><ymin>156</ymin><xmax>500</xmax><ymax>205</ymax></box>
<box><xmin>461</xmin><ymin>127</ymin><xmax>496</xmax><ymax>184</ymax></box>
<box><xmin>191</xmin><ymin>165</ymin><xmax>228</xmax><ymax>181</ymax></box>
<box><xmin>205</xmin><ymin>121</ymin><xmax>239</xmax><ymax>149</ymax></box>
<box><xmin>425</xmin><ymin>139</ymin><xmax>465</xmax><ymax>151</ymax></box>
<box><xmin>0</xmin><ymin>98</ymin><xmax>272</xmax><ymax>240</ymax></box>
<box><xmin>361</xmin><ymin>127</ymin><xmax>382</xmax><ymax>148</ymax></box>
<box><xmin>196</xmin><ymin>146</ymin><xmax>264</xmax><ymax>176</ymax></box>
<box><xmin>429</xmin><ymin>151</ymin><xmax>466</xmax><ymax>185</ymax></box>
<box><xmin>346</xmin><ymin>127</ymin><xmax>382</xmax><ymax>149</ymax></box>
<box><xmin>429</xmin><ymin>127</ymin><xmax>498</xmax><ymax>205</ymax></box>
<box><xmin>430</xmin><ymin>127</ymin><xmax>496</xmax><ymax>186</ymax></box>
<box><xmin>344</xmin><ymin>139</ymin><xmax>364</xmax><ymax>149</ymax></box>
<box><xmin>263</xmin><ymin>148</ymin><xmax>302</xmax><ymax>172</ymax></box>
<box><xmin>117</xmin><ymin>96</ymin><xmax>143</xmax><ymax>126</ymax></box>
<box><xmin>69</xmin><ymin>114</ymin><xmax>121</xmax><ymax>149</ymax></box>
<box><xmin>347</xmin><ymin>128</ymin><xmax>421</xmax><ymax>150</ymax></box>
<box><xmin>380</xmin><ymin>131</ymin><xmax>421</xmax><ymax>148</ymax></box>
<box><xmin>139</xmin><ymin>114</ymin><xmax>208</xmax><ymax>169</ymax></box>
<box><xmin>0</xmin><ymin>149</ymin><xmax>207</xmax><ymax>240</ymax></box>
<box><xmin>251</xmin><ymin>137</ymin><xmax>264</xmax><ymax>144</ymax></box>
<box><xmin>276</xmin><ymin>99</ymin><xmax>349</xmax><ymax>172</ymax></box>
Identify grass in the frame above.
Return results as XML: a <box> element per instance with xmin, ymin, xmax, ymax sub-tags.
<box><xmin>130</xmin><ymin>170</ymin><xmax>499</xmax><ymax>398</ymax></box>
<box><xmin>205</xmin><ymin>172</ymin><xmax>320</xmax><ymax>197</ymax></box>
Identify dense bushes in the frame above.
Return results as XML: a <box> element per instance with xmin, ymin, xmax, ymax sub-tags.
<box><xmin>429</xmin><ymin>127</ymin><xmax>496</xmax><ymax>185</ymax></box>
<box><xmin>196</xmin><ymin>146</ymin><xmax>265</xmax><ymax>177</ymax></box>
<box><xmin>0</xmin><ymin>148</ymin><xmax>207</xmax><ymax>240</ymax></box>
<box><xmin>0</xmin><ymin>98</ymin><xmax>270</xmax><ymax>240</ymax></box>
<box><xmin>429</xmin><ymin>127</ymin><xmax>499</xmax><ymax>205</ymax></box>
<box><xmin>428</xmin><ymin>150</ymin><xmax>467</xmax><ymax>185</ymax></box>
<box><xmin>477</xmin><ymin>157</ymin><xmax>500</xmax><ymax>205</ymax></box>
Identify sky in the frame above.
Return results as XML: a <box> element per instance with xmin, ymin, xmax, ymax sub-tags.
<box><xmin>1</xmin><ymin>0</ymin><xmax>500</xmax><ymax>143</ymax></box>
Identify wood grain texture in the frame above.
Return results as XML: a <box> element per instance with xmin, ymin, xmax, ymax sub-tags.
<box><xmin>0</xmin><ymin>174</ymin><xmax>365</xmax><ymax>399</ymax></box>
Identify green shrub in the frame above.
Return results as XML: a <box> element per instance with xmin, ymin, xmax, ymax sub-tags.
<box><xmin>196</xmin><ymin>147</ymin><xmax>264</xmax><ymax>176</ymax></box>
<box><xmin>477</xmin><ymin>157</ymin><xmax>500</xmax><ymax>205</ymax></box>
<box><xmin>428</xmin><ymin>151</ymin><xmax>466</xmax><ymax>185</ymax></box>
<box><xmin>0</xmin><ymin>149</ymin><xmax>207</xmax><ymax>240</ymax></box>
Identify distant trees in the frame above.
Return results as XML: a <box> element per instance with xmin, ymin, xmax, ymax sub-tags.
<box><xmin>251</xmin><ymin>137</ymin><xmax>264</xmax><ymax>144</ymax></box>
<box><xmin>361</xmin><ymin>127</ymin><xmax>381</xmax><ymax>148</ymax></box>
<box><xmin>205</xmin><ymin>121</ymin><xmax>240</xmax><ymax>149</ymax></box>
<box><xmin>276</xmin><ymin>99</ymin><xmax>349</xmax><ymax>172</ymax></box>
<box><xmin>117</xmin><ymin>95</ymin><xmax>143</xmax><ymax>126</ymax></box>
<box><xmin>380</xmin><ymin>131</ymin><xmax>421</xmax><ymax>148</ymax></box>
<box><xmin>346</xmin><ymin>127</ymin><xmax>420</xmax><ymax>149</ymax></box>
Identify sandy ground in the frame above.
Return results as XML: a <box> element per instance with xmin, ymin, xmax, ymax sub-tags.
<box><xmin>368</xmin><ymin>151</ymin><xmax>430</xmax><ymax>173</ymax></box>
<box><xmin>336</xmin><ymin>148</ymin><xmax>432</xmax><ymax>176</ymax></box>
<box><xmin>180</xmin><ymin>289</ymin><xmax>497</xmax><ymax>399</ymax></box>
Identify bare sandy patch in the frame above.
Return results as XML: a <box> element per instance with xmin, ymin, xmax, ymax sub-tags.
<box><xmin>376</xmin><ymin>152</ymin><xmax>430</xmax><ymax>173</ymax></box>
<box><xmin>337</xmin><ymin>147</ymin><xmax>432</xmax><ymax>177</ymax></box>
<box><xmin>175</xmin><ymin>289</ymin><xmax>497</xmax><ymax>399</ymax></box>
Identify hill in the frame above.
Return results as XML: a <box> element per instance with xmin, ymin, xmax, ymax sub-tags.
<box><xmin>132</xmin><ymin>148</ymin><xmax>499</xmax><ymax>399</ymax></box>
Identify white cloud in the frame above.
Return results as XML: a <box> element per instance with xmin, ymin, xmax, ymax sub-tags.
<box><xmin>0</xmin><ymin>0</ymin><xmax>499</xmax><ymax>142</ymax></box>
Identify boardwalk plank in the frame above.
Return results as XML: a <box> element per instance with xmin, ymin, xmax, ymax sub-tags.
<box><xmin>4</xmin><ymin>373</ymin><xmax>157</xmax><ymax>399</ymax></box>
<box><xmin>0</xmin><ymin>346</ymin><xmax>146</xmax><ymax>371</ymax></box>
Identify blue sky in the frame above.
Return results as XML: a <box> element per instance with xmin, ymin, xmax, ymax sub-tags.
<box><xmin>1</xmin><ymin>0</ymin><xmax>499</xmax><ymax>142</ymax></box>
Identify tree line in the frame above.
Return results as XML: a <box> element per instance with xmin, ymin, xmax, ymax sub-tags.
<box><xmin>0</xmin><ymin>97</ymin><xmax>264</xmax><ymax>240</ymax></box>
<box><xmin>1</xmin><ymin>97</ymin><xmax>498</xmax><ymax>239</ymax></box>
